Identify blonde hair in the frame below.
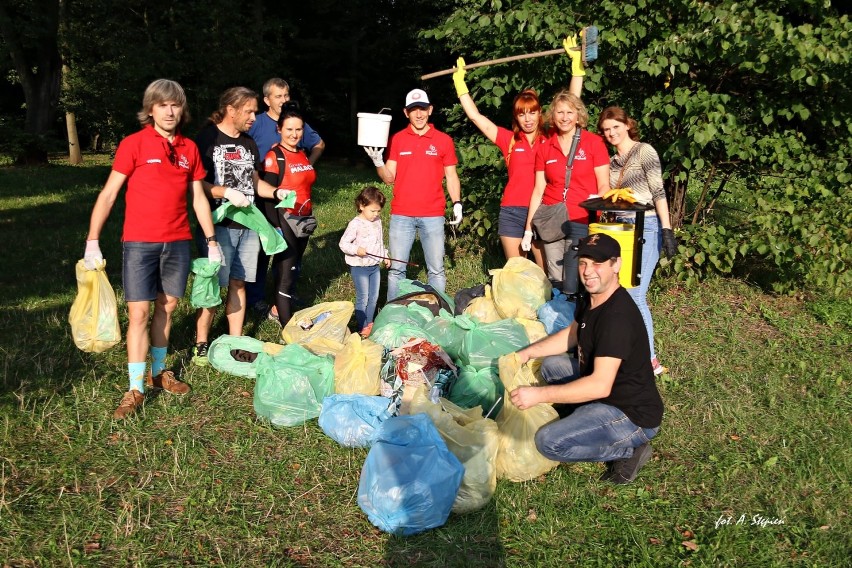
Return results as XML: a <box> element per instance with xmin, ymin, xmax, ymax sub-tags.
<box><xmin>137</xmin><ymin>79</ymin><xmax>189</xmax><ymax>128</ymax></box>
<box><xmin>546</xmin><ymin>89</ymin><xmax>589</xmax><ymax>130</ymax></box>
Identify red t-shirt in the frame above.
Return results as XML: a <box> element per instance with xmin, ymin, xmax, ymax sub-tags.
<box><xmin>262</xmin><ymin>144</ymin><xmax>317</xmax><ymax>215</ymax></box>
<box><xmin>535</xmin><ymin>129</ymin><xmax>609</xmax><ymax>224</ymax></box>
<box><xmin>495</xmin><ymin>127</ymin><xmax>546</xmax><ymax>207</ymax></box>
<box><xmin>112</xmin><ymin>125</ymin><xmax>206</xmax><ymax>242</ymax></box>
<box><xmin>386</xmin><ymin>124</ymin><xmax>458</xmax><ymax>217</ymax></box>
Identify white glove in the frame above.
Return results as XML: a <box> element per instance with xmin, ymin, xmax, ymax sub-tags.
<box><xmin>224</xmin><ymin>187</ymin><xmax>250</xmax><ymax>207</ymax></box>
<box><xmin>364</xmin><ymin>146</ymin><xmax>385</xmax><ymax>168</ymax></box>
<box><xmin>83</xmin><ymin>239</ymin><xmax>104</xmax><ymax>270</ymax></box>
<box><xmin>449</xmin><ymin>201</ymin><xmax>463</xmax><ymax>225</ymax></box>
<box><xmin>207</xmin><ymin>243</ymin><xmax>222</xmax><ymax>264</ymax></box>
<box><xmin>521</xmin><ymin>230</ymin><xmax>533</xmax><ymax>252</ymax></box>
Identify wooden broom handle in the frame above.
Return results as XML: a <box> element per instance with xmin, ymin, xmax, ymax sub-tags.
<box><xmin>420</xmin><ymin>48</ymin><xmax>565</xmax><ymax>80</ymax></box>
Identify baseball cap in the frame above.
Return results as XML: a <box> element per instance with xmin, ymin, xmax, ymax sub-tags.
<box><xmin>576</xmin><ymin>233</ymin><xmax>621</xmax><ymax>261</ymax></box>
<box><xmin>405</xmin><ymin>89</ymin><xmax>431</xmax><ymax>109</ymax></box>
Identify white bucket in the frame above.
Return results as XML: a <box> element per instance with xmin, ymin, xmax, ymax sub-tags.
<box><xmin>357</xmin><ymin>112</ymin><xmax>392</xmax><ymax>147</ymax></box>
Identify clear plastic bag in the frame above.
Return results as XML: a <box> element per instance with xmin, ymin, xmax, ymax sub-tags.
<box><xmin>69</xmin><ymin>259</ymin><xmax>120</xmax><ymax>353</ymax></box>
<box><xmin>333</xmin><ymin>334</ymin><xmax>383</xmax><ymax>395</ymax></box>
<box><xmin>495</xmin><ymin>353</ymin><xmax>559</xmax><ymax>482</ymax></box>
<box><xmin>489</xmin><ymin>257</ymin><xmax>552</xmax><ymax>319</ymax></box>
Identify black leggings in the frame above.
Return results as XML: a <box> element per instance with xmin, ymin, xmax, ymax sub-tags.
<box><xmin>271</xmin><ymin>220</ymin><xmax>310</xmax><ymax>326</ymax></box>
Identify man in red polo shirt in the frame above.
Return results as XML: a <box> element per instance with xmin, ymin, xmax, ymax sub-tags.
<box><xmin>364</xmin><ymin>89</ymin><xmax>462</xmax><ymax>300</ymax></box>
<box><xmin>84</xmin><ymin>79</ymin><xmax>219</xmax><ymax>419</ymax></box>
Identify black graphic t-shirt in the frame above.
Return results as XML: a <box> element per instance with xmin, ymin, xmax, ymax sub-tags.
<box><xmin>196</xmin><ymin>123</ymin><xmax>262</xmax><ymax>229</ymax></box>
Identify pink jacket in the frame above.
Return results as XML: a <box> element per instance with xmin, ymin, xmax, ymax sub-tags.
<box><xmin>338</xmin><ymin>216</ymin><xmax>388</xmax><ymax>267</ymax></box>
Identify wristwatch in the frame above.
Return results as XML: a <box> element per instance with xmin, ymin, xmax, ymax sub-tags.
<box><xmin>205</xmin><ymin>235</ymin><xmax>218</xmax><ymax>243</ymax></box>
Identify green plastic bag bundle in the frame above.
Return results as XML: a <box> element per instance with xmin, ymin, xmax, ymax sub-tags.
<box><xmin>208</xmin><ymin>334</ymin><xmax>266</xmax><ymax>378</ymax></box>
<box><xmin>422</xmin><ymin>309</ymin><xmax>470</xmax><ymax>362</ymax></box>
<box><xmin>409</xmin><ymin>387</ymin><xmax>499</xmax><ymax>514</ymax></box>
<box><xmin>449</xmin><ymin>365</ymin><xmax>504</xmax><ymax>418</ymax></box>
<box><xmin>458</xmin><ymin>318</ymin><xmax>529</xmax><ymax>370</ymax></box>
<box><xmin>69</xmin><ymin>259</ymin><xmax>121</xmax><ymax>353</ymax></box>
<box><xmin>190</xmin><ymin>258</ymin><xmax>222</xmax><ymax>308</ymax></box>
<box><xmin>213</xmin><ymin>202</ymin><xmax>287</xmax><ymax>255</ymax></box>
<box><xmin>253</xmin><ymin>344</ymin><xmax>335</xmax><ymax>427</ymax></box>
<box><xmin>489</xmin><ymin>257</ymin><xmax>551</xmax><ymax>319</ymax></box>
<box><xmin>370</xmin><ymin>303</ymin><xmax>436</xmax><ymax>349</ymax></box>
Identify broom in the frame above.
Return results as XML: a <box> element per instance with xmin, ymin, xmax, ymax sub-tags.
<box><xmin>420</xmin><ymin>26</ymin><xmax>599</xmax><ymax>81</ymax></box>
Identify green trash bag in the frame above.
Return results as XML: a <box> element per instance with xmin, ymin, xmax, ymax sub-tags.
<box><xmin>253</xmin><ymin>344</ymin><xmax>335</xmax><ymax>426</ymax></box>
<box><xmin>213</xmin><ymin>202</ymin><xmax>287</xmax><ymax>255</ymax></box>
<box><xmin>370</xmin><ymin>303</ymin><xmax>436</xmax><ymax>349</ymax></box>
<box><xmin>458</xmin><ymin>318</ymin><xmax>529</xmax><ymax>370</ymax></box>
<box><xmin>449</xmin><ymin>365</ymin><xmax>504</xmax><ymax>418</ymax></box>
<box><xmin>422</xmin><ymin>309</ymin><xmax>472</xmax><ymax>362</ymax></box>
<box><xmin>190</xmin><ymin>258</ymin><xmax>222</xmax><ymax>308</ymax></box>
<box><xmin>208</xmin><ymin>334</ymin><xmax>265</xmax><ymax>378</ymax></box>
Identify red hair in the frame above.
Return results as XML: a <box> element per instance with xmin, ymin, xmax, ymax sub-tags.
<box><xmin>511</xmin><ymin>89</ymin><xmax>544</xmax><ymax>140</ymax></box>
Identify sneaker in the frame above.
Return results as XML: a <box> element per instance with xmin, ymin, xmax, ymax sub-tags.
<box><xmin>113</xmin><ymin>390</ymin><xmax>144</xmax><ymax>419</ymax></box>
<box><xmin>603</xmin><ymin>442</ymin><xmax>653</xmax><ymax>484</ymax></box>
<box><xmin>652</xmin><ymin>358</ymin><xmax>668</xmax><ymax>376</ymax></box>
<box><xmin>191</xmin><ymin>342</ymin><xmax>209</xmax><ymax>366</ymax></box>
<box><xmin>146</xmin><ymin>370</ymin><xmax>190</xmax><ymax>395</ymax></box>
<box><xmin>360</xmin><ymin>323</ymin><xmax>374</xmax><ymax>338</ymax></box>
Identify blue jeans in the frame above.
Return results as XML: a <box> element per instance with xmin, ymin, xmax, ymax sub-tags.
<box><xmin>535</xmin><ymin>399</ymin><xmax>660</xmax><ymax>463</ymax></box>
<box><xmin>212</xmin><ymin>226</ymin><xmax>260</xmax><ymax>287</ymax></box>
<box><xmin>542</xmin><ymin>221</ymin><xmax>588</xmax><ymax>294</ymax></box>
<box><xmin>351</xmin><ymin>265</ymin><xmax>380</xmax><ymax>330</ymax></box>
<box><xmin>539</xmin><ymin>354</ymin><xmax>581</xmax><ymax>384</ymax></box>
<box><xmin>387</xmin><ymin>215</ymin><xmax>446</xmax><ymax>301</ymax></box>
<box><xmin>616</xmin><ymin>213</ymin><xmax>660</xmax><ymax>360</ymax></box>
<box><xmin>122</xmin><ymin>240</ymin><xmax>191</xmax><ymax>302</ymax></box>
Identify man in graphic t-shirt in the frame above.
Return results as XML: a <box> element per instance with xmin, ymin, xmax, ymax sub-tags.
<box><xmin>509</xmin><ymin>233</ymin><xmax>664</xmax><ymax>484</ymax></box>
<box><xmin>363</xmin><ymin>89</ymin><xmax>462</xmax><ymax>301</ymax></box>
<box><xmin>190</xmin><ymin>87</ymin><xmax>284</xmax><ymax>365</ymax></box>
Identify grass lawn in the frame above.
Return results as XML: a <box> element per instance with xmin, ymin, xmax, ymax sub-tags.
<box><xmin>0</xmin><ymin>156</ymin><xmax>849</xmax><ymax>566</ymax></box>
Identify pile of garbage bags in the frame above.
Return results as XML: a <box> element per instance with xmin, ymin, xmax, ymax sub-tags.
<box><xmin>210</xmin><ymin>258</ymin><xmax>578</xmax><ymax>536</ymax></box>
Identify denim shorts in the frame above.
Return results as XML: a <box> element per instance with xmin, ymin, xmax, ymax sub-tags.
<box><xmin>212</xmin><ymin>225</ymin><xmax>260</xmax><ymax>287</ymax></box>
<box><xmin>122</xmin><ymin>240</ymin><xmax>191</xmax><ymax>302</ymax></box>
<box><xmin>498</xmin><ymin>206</ymin><xmax>529</xmax><ymax>238</ymax></box>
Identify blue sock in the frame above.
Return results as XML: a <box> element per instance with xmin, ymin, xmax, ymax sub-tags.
<box><xmin>150</xmin><ymin>346</ymin><xmax>168</xmax><ymax>377</ymax></box>
<box><xmin>128</xmin><ymin>362</ymin><xmax>147</xmax><ymax>393</ymax></box>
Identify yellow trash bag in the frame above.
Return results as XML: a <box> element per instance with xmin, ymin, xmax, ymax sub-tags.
<box><xmin>515</xmin><ymin>317</ymin><xmax>547</xmax><ymax>343</ymax></box>
<box><xmin>69</xmin><ymin>259</ymin><xmax>121</xmax><ymax>353</ymax></box>
<box><xmin>489</xmin><ymin>257</ymin><xmax>551</xmax><ymax>320</ymax></box>
<box><xmin>462</xmin><ymin>285</ymin><xmax>501</xmax><ymax>323</ymax></box>
<box><xmin>495</xmin><ymin>353</ymin><xmax>559</xmax><ymax>482</ymax></box>
<box><xmin>409</xmin><ymin>387</ymin><xmax>499</xmax><ymax>514</ymax></box>
<box><xmin>281</xmin><ymin>301</ymin><xmax>354</xmax><ymax>356</ymax></box>
<box><xmin>334</xmin><ymin>334</ymin><xmax>384</xmax><ymax>395</ymax></box>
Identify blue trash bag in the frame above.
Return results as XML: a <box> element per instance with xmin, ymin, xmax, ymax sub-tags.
<box><xmin>318</xmin><ymin>394</ymin><xmax>393</xmax><ymax>448</ymax></box>
<box><xmin>357</xmin><ymin>414</ymin><xmax>464</xmax><ymax>536</ymax></box>
<box><xmin>536</xmin><ymin>290</ymin><xmax>576</xmax><ymax>334</ymax></box>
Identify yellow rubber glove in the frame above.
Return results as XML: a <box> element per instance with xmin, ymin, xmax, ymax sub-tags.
<box><xmin>564</xmin><ymin>33</ymin><xmax>585</xmax><ymax>77</ymax></box>
<box><xmin>453</xmin><ymin>57</ymin><xmax>469</xmax><ymax>97</ymax></box>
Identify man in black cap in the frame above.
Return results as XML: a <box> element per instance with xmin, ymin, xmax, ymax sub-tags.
<box><xmin>509</xmin><ymin>233</ymin><xmax>664</xmax><ymax>484</ymax></box>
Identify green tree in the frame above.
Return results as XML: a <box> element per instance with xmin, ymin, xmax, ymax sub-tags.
<box><xmin>425</xmin><ymin>0</ymin><xmax>852</xmax><ymax>294</ymax></box>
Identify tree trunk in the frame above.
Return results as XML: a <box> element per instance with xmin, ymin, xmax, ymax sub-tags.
<box><xmin>66</xmin><ymin>111</ymin><xmax>82</xmax><ymax>164</ymax></box>
<box><xmin>667</xmin><ymin>173</ymin><xmax>689</xmax><ymax>229</ymax></box>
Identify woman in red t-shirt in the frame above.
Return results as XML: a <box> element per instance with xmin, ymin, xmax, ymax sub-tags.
<box><xmin>261</xmin><ymin>104</ymin><xmax>317</xmax><ymax>326</ymax></box>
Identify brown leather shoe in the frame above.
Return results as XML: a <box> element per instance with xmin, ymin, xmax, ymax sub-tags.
<box><xmin>146</xmin><ymin>370</ymin><xmax>190</xmax><ymax>395</ymax></box>
<box><xmin>113</xmin><ymin>390</ymin><xmax>144</xmax><ymax>419</ymax></box>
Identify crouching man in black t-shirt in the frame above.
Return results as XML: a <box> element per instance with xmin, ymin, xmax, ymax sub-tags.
<box><xmin>509</xmin><ymin>233</ymin><xmax>664</xmax><ymax>484</ymax></box>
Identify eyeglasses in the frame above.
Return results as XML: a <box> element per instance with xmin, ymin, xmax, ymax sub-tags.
<box><xmin>166</xmin><ymin>140</ymin><xmax>178</xmax><ymax>167</ymax></box>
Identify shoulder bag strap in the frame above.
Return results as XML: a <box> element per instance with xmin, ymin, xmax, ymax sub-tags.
<box><xmin>561</xmin><ymin>128</ymin><xmax>583</xmax><ymax>202</ymax></box>
<box><xmin>614</xmin><ymin>142</ymin><xmax>642</xmax><ymax>189</ymax></box>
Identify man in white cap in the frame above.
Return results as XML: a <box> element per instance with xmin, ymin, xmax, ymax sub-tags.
<box><xmin>364</xmin><ymin>88</ymin><xmax>462</xmax><ymax>300</ymax></box>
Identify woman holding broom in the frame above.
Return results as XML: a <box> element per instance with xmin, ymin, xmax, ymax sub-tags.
<box><xmin>451</xmin><ymin>33</ymin><xmax>589</xmax><ymax>269</ymax></box>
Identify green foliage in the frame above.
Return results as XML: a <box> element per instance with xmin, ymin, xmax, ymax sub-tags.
<box><xmin>423</xmin><ymin>0</ymin><xmax>852</xmax><ymax>295</ymax></box>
